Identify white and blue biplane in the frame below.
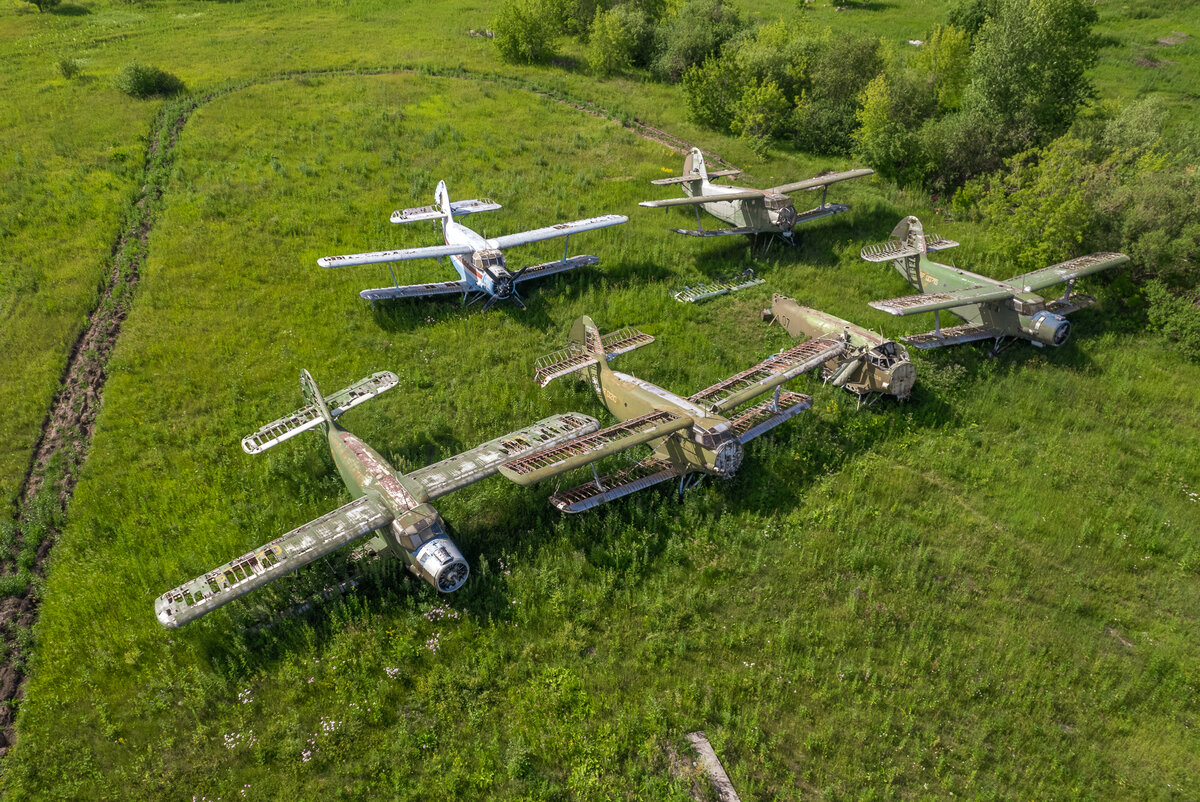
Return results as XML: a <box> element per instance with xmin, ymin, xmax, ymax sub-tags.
<box><xmin>319</xmin><ymin>181</ymin><xmax>628</xmax><ymax>309</ymax></box>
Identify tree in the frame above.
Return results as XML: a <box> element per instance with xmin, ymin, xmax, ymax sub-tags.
<box><xmin>652</xmin><ymin>0</ymin><xmax>744</xmax><ymax>82</ymax></box>
<box><xmin>913</xmin><ymin>24</ymin><xmax>971</xmax><ymax>111</ymax></box>
<box><xmin>493</xmin><ymin>0</ymin><xmax>559</xmax><ymax>65</ymax></box>
<box><xmin>853</xmin><ymin>74</ymin><xmax>924</xmax><ymax>184</ymax></box>
<box><xmin>28</xmin><ymin>0</ymin><xmax>62</xmax><ymax>12</ymax></box>
<box><xmin>731</xmin><ymin>79</ymin><xmax>790</xmax><ymax>155</ymax></box>
<box><xmin>587</xmin><ymin>5</ymin><xmax>653</xmax><ymax>75</ymax></box>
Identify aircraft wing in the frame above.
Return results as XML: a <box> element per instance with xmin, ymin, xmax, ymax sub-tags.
<box><xmin>405</xmin><ymin>413</ymin><xmax>600</xmax><ymax>500</ymax></box>
<box><xmin>638</xmin><ymin>190</ymin><xmax>765</xmax><ymax>208</ymax></box>
<box><xmin>650</xmin><ymin>168</ymin><xmax>741</xmax><ymax>186</ymax></box>
<box><xmin>391</xmin><ymin>199</ymin><xmax>502</xmax><ymax>223</ymax></box>
<box><xmin>903</xmin><ymin>323</ymin><xmax>1001</xmax><ymax>349</ymax></box>
<box><xmin>498</xmin><ymin>410</ymin><xmax>691</xmax><ymax>487</ymax></box>
<box><xmin>1010</xmin><ymin>252</ymin><xmax>1129</xmax><ymax>293</ymax></box>
<box><xmin>688</xmin><ymin>339</ymin><xmax>846</xmax><ymax>414</ymax></box>
<box><xmin>769</xmin><ymin>168</ymin><xmax>874</xmax><ymax>194</ymax></box>
<box><xmin>154</xmin><ymin>494</ymin><xmax>394</xmax><ymax>628</ymax></box>
<box><xmin>487</xmin><ymin>214</ymin><xmax>628</xmax><ymax>249</ymax></box>
<box><xmin>870</xmin><ymin>285</ymin><xmax>1014</xmax><ymax>316</ymax></box>
<box><xmin>360</xmin><ymin>280</ymin><xmax>467</xmax><ymax>303</ymax></box>
<box><xmin>669</xmin><ymin>226</ymin><xmax>761</xmax><ymax>237</ymax></box>
<box><xmin>514</xmin><ymin>254</ymin><xmax>600</xmax><ymax>284</ymax></box>
<box><xmin>318</xmin><ymin>243</ymin><xmax>475</xmax><ymax>268</ymax></box>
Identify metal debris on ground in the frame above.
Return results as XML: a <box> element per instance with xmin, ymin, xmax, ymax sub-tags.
<box><xmin>685</xmin><ymin>731</ymin><xmax>741</xmax><ymax>802</ymax></box>
<box><xmin>672</xmin><ymin>270</ymin><xmax>764</xmax><ymax>303</ymax></box>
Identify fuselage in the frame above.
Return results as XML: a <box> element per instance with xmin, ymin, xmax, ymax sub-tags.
<box><xmin>593</xmin><ymin>367</ymin><xmax>745</xmax><ymax>477</ymax></box>
<box><xmin>443</xmin><ymin>219</ymin><xmax>514</xmax><ymax>298</ymax></box>
<box><xmin>684</xmin><ymin>180</ymin><xmax>786</xmax><ymax>233</ymax></box>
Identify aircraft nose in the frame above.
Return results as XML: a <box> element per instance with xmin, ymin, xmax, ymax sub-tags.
<box><xmin>888</xmin><ymin>362</ymin><xmax>916</xmax><ymax>399</ymax></box>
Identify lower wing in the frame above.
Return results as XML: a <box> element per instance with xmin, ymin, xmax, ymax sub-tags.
<box><xmin>903</xmin><ymin>323</ymin><xmax>1001</xmax><ymax>349</ymax></box>
<box><xmin>359</xmin><ymin>280</ymin><xmax>468</xmax><ymax>303</ymax></box>
<box><xmin>154</xmin><ymin>494</ymin><xmax>394</xmax><ymax>628</ymax></box>
<box><xmin>688</xmin><ymin>339</ymin><xmax>846</xmax><ymax>414</ymax></box>
<box><xmin>669</xmin><ymin>226</ymin><xmax>760</xmax><ymax>237</ymax></box>
<box><xmin>514</xmin><ymin>254</ymin><xmax>599</xmax><ymax>284</ymax></box>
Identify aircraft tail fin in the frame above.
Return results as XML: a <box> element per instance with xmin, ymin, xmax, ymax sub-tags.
<box><xmin>435</xmin><ymin>180</ymin><xmax>453</xmax><ymax>227</ymax></box>
<box><xmin>685</xmin><ymin>147</ymin><xmax>708</xmax><ymax>181</ymax></box>
<box><xmin>242</xmin><ymin>371</ymin><xmax>399</xmax><ymax>455</ymax></box>
<box><xmin>533</xmin><ymin>317</ymin><xmax>654</xmax><ymax>387</ymax></box>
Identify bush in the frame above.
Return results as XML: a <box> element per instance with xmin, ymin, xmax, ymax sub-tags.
<box><xmin>1146</xmin><ymin>280</ymin><xmax>1200</xmax><ymax>356</ymax></box>
<box><xmin>56</xmin><ymin>56</ymin><xmax>82</xmax><ymax>80</ymax></box>
<box><xmin>493</xmin><ymin>0</ymin><xmax>559</xmax><ymax>64</ymax></box>
<box><xmin>731</xmin><ymin>79</ymin><xmax>790</xmax><ymax>154</ymax></box>
<box><xmin>113</xmin><ymin>60</ymin><xmax>185</xmax><ymax>99</ymax></box>
<box><xmin>652</xmin><ymin>0</ymin><xmax>744</xmax><ymax>82</ymax></box>
<box><xmin>28</xmin><ymin>0</ymin><xmax>61</xmax><ymax>11</ymax></box>
<box><xmin>587</xmin><ymin>5</ymin><xmax>652</xmax><ymax>76</ymax></box>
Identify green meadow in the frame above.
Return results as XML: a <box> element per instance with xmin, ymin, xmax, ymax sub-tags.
<box><xmin>1</xmin><ymin>0</ymin><xmax>1198</xmax><ymax>798</ymax></box>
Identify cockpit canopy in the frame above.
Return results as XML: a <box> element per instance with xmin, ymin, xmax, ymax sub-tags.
<box><xmin>762</xmin><ymin>193</ymin><xmax>792</xmax><ymax>212</ymax></box>
<box><xmin>473</xmin><ymin>248</ymin><xmax>506</xmax><ymax>271</ymax></box>
<box><xmin>866</xmin><ymin>340</ymin><xmax>908</xmax><ymax>369</ymax></box>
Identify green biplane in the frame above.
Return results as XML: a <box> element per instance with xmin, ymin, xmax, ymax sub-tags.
<box><xmin>862</xmin><ymin>216</ymin><xmax>1130</xmax><ymax>355</ymax></box>
<box><xmin>497</xmin><ymin>316</ymin><xmax>844</xmax><ymax>511</ymax></box>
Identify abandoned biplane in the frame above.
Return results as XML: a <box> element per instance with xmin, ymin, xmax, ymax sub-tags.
<box><xmin>318</xmin><ymin>180</ymin><xmax>627</xmax><ymax>308</ymax></box>
<box><xmin>639</xmin><ymin>147</ymin><xmax>873</xmax><ymax>245</ymax></box>
<box><xmin>862</xmin><ymin>216</ymin><xmax>1130</xmax><ymax>355</ymax></box>
<box><xmin>495</xmin><ymin>316</ymin><xmax>845</xmax><ymax>512</ymax></box>
<box><xmin>154</xmin><ymin>370</ymin><xmax>600</xmax><ymax>627</ymax></box>
<box><xmin>763</xmin><ymin>294</ymin><xmax>915</xmax><ymax>405</ymax></box>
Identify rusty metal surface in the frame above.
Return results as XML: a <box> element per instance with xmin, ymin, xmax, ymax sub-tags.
<box><xmin>155</xmin><ymin>495</ymin><xmax>394</xmax><ymax>628</ymax></box>
<box><xmin>549</xmin><ymin>458</ymin><xmax>680</xmax><ymax>513</ymax></box>
<box><xmin>514</xmin><ymin>254</ymin><xmax>600</xmax><ymax>284</ymax></box>
<box><xmin>729</xmin><ymin>391</ymin><xmax>812</xmax><ymax>443</ymax></box>
<box><xmin>407</xmin><ymin>413</ymin><xmax>600</xmax><ymax>500</ymax></box>
<box><xmin>689</xmin><ymin>339</ymin><xmax>844</xmax><ymax>413</ymax></box>
<box><xmin>499</xmin><ymin>410</ymin><xmax>687</xmax><ymax>485</ymax></box>
<box><xmin>904</xmin><ymin>323</ymin><xmax>998</xmax><ymax>348</ymax></box>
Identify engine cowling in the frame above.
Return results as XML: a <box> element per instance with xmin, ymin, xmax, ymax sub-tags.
<box><xmin>388</xmin><ymin>505</ymin><xmax>470</xmax><ymax>593</ymax></box>
<box><xmin>1021</xmin><ymin>310</ymin><xmax>1071</xmax><ymax>346</ymax></box>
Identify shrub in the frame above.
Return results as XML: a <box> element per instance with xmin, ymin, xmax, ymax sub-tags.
<box><xmin>493</xmin><ymin>0</ymin><xmax>559</xmax><ymax>64</ymax></box>
<box><xmin>1146</xmin><ymin>280</ymin><xmax>1200</xmax><ymax>357</ymax></box>
<box><xmin>56</xmin><ymin>56</ymin><xmax>83</xmax><ymax>80</ymax></box>
<box><xmin>731</xmin><ymin>79</ymin><xmax>790</xmax><ymax>155</ymax></box>
<box><xmin>29</xmin><ymin>0</ymin><xmax>62</xmax><ymax>12</ymax></box>
<box><xmin>113</xmin><ymin>60</ymin><xmax>185</xmax><ymax>99</ymax></box>
<box><xmin>587</xmin><ymin>6</ymin><xmax>651</xmax><ymax>76</ymax></box>
<box><xmin>652</xmin><ymin>0</ymin><xmax>744</xmax><ymax>82</ymax></box>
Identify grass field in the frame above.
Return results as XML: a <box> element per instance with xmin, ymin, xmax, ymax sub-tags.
<box><xmin>2</xmin><ymin>0</ymin><xmax>1199</xmax><ymax>798</ymax></box>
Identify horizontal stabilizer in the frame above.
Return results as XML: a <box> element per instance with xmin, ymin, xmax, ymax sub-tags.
<box><xmin>689</xmin><ymin>339</ymin><xmax>845</xmax><ymax>414</ymax></box>
<box><xmin>155</xmin><ymin>495</ymin><xmax>394</xmax><ymax>628</ymax></box>
<box><xmin>859</xmin><ymin>234</ymin><xmax>959</xmax><ymax>262</ymax></box>
<box><xmin>670</xmin><ymin>226</ymin><xmax>760</xmax><ymax>238</ymax></box>
<box><xmin>549</xmin><ymin>458</ymin><xmax>681</xmax><ymax>513</ymax></box>
<box><xmin>1012</xmin><ymin>252</ymin><xmax>1129</xmax><ymax>293</ymax></box>
<box><xmin>639</xmin><ymin>189</ymin><xmax>764</xmax><ymax>208</ymax></box>
<box><xmin>488</xmin><ymin>214</ymin><xmax>628</xmax><ymax>249</ymax></box>
<box><xmin>406</xmin><ymin>413</ymin><xmax>600</xmax><ymax>501</ymax></box>
<box><xmin>729</xmin><ymin>391</ymin><xmax>813</xmax><ymax>444</ymax></box>
<box><xmin>903</xmin><ymin>323</ymin><xmax>999</xmax><ymax>349</ymax></box>
<box><xmin>319</xmin><ymin>243</ymin><xmax>474</xmax><ymax>268</ymax></box>
<box><xmin>673</xmin><ymin>273</ymin><xmax>764</xmax><ymax>303</ymax></box>
<box><xmin>391</xmin><ymin>198</ymin><xmax>502</xmax><ymax>223</ymax></box>
<box><xmin>650</xmin><ymin>168</ymin><xmax>741</xmax><ymax>186</ymax></box>
<box><xmin>533</xmin><ymin>326</ymin><xmax>655</xmax><ymax>386</ymax></box>
<box><xmin>514</xmin><ymin>254</ymin><xmax>599</xmax><ymax>284</ymax></box>
<box><xmin>769</xmin><ymin>168</ymin><xmax>874</xmax><ymax>195</ymax></box>
<box><xmin>870</xmin><ymin>285</ymin><xmax>1012</xmax><ymax>316</ymax></box>
<box><xmin>360</xmin><ymin>280</ymin><xmax>467</xmax><ymax>303</ymax></box>
<box><xmin>242</xmin><ymin>371</ymin><xmax>399</xmax><ymax>455</ymax></box>
<box><xmin>499</xmin><ymin>410</ymin><xmax>689</xmax><ymax>486</ymax></box>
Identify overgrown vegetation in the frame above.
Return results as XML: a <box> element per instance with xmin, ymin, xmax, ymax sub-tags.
<box><xmin>1</xmin><ymin>0</ymin><xmax>1198</xmax><ymax>797</ymax></box>
<box><xmin>113</xmin><ymin>60</ymin><xmax>185</xmax><ymax>99</ymax></box>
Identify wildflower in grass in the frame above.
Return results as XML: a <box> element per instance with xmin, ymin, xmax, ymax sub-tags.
<box><xmin>385</xmin><ymin>667</ymin><xmax>402</xmax><ymax>679</ymax></box>
<box><xmin>426</xmin><ymin>632</ymin><xmax>442</xmax><ymax>653</ymax></box>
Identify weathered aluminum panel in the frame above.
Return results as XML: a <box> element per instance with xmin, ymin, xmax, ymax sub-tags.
<box><xmin>390</xmin><ymin>198</ymin><xmax>502</xmax><ymax>223</ymax></box>
<box><xmin>673</xmin><ymin>274</ymin><xmax>765</xmax><ymax>303</ymax></box>
<box><xmin>406</xmin><ymin>413</ymin><xmax>601</xmax><ymax>501</ymax></box>
<box><xmin>498</xmin><ymin>410</ymin><xmax>689</xmax><ymax>486</ymax></box>
<box><xmin>730</xmin><ymin>391</ymin><xmax>812</xmax><ymax>444</ymax></box>
<box><xmin>649</xmin><ymin>168</ymin><xmax>741</xmax><ymax>186</ymax></box>
<box><xmin>859</xmin><ymin>234</ymin><xmax>959</xmax><ymax>262</ymax></box>
<box><xmin>514</xmin><ymin>254</ymin><xmax>600</xmax><ymax>284</ymax></box>
<box><xmin>688</xmin><ymin>339</ymin><xmax>844</xmax><ymax>414</ymax></box>
<box><xmin>904</xmin><ymin>323</ymin><xmax>998</xmax><ymax>349</ymax></box>
<box><xmin>488</xmin><ymin>214</ymin><xmax>627</xmax><ymax>249</ymax></box>
<box><xmin>318</xmin><ymin>243</ymin><xmax>474</xmax><ymax>268</ymax></box>
<box><xmin>359</xmin><ymin>280</ymin><xmax>467</xmax><ymax>303</ymax></box>
<box><xmin>791</xmin><ymin>202</ymin><xmax>850</xmax><ymax>224</ymax></box>
<box><xmin>533</xmin><ymin>326</ymin><xmax>653</xmax><ymax>386</ymax></box>
<box><xmin>154</xmin><ymin>494</ymin><xmax>393</xmax><ymax>628</ymax></box>
<box><xmin>869</xmin><ymin>285</ymin><xmax>1013</xmax><ymax>316</ymax></box>
<box><xmin>242</xmin><ymin>371</ymin><xmax>399</xmax><ymax>455</ymax></box>
<box><xmin>1013</xmin><ymin>252</ymin><xmax>1129</xmax><ymax>293</ymax></box>
<box><xmin>638</xmin><ymin>190</ymin><xmax>764</xmax><ymax>208</ymax></box>
<box><xmin>549</xmin><ymin>458</ymin><xmax>681</xmax><ymax>513</ymax></box>
<box><xmin>769</xmin><ymin>168</ymin><xmax>874</xmax><ymax>195</ymax></box>
<box><xmin>669</xmin><ymin>226</ymin><xmax>761</xmax><ymax>238</ymax></box>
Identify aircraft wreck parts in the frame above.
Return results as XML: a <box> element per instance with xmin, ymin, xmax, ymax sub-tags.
<box><xmin>764</xmin><ymin>295</ymin><xmax>916</xmax><ymax>403</ymax></box>
<box><xmin>639</xmin><ymin>146</ymin><xmax>872</xmax><ymax>244</ymax></box>
<box><xmin>673</xmin><ymin>269</ymin><xmax>765</xmax><ymax>303</ymax></box>
<box><xmin>318</xmin><ymin>180</ymin><xmax>626</xmax><ymax>309</ymax></box>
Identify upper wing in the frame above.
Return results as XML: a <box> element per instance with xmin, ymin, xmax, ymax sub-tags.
<box><xmin>498</xmin><ymin>410</ymin><xmax>691</xmax><ymax>486</ymax></box>
<box><xmin>154</xmin><ymin>494</ymin><xmax>394</xmax><ymax>628</ymax></box>
<box><xmin>488</xmin><ymin>214</ymin><xmax>628</xmax><ymax>249</ymax></box>
<box><xmin>869</xmin><ymin>285</ymin><xmax>1014</xmax><ymax>316</ymax></box>
<box><xmin>317</xmin><ymin>243</ymin><xmax>475</xmax><ymax>268</ymax></box>
<box><xmin>639</xmin><ymin>189</ymin><xmax>764</xmax><ymax>208</ymax></box>
<box><xmin>769</xmin><ymin>168</ymin><xmax>874</xmax><ymax>195</ymax></box>
<box><xmin>1010</xmin><ymin>252</ymin><xmax>1129</xmax><ymax>293</ymax></box>
<box><xmin>405</xmin><ymin>413</ymin><xmax>600</xmax><ymax>500</ymax></box>
<box><xmin>391</xmin><ymin>199</ymin><xmax>502</xmax><ymax>223</ymax></box>
<box><xmin>688</xmin><ymin>339</ymin><xmax>846</xmax><ymax>414</ymax></box>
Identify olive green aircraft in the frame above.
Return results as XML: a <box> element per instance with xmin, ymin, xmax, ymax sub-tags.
<box><xmin>862</xmin><ymin>216</ymin><xmax>1130</xmax><ymax>355</ymax></box>
<box><xmin>496</xmin><ymin>316</ymin><xmax>845</xmax><ymax>512</ymax></box>
<box><xmin>763</xmin><ymin>294</ymin><xmax>915</xmax><ymax>405</ymax></box>
<box><xmin>639</xmin><ymin>147</ymin><xmax>873</xmax><ymax>245</ymax></box>
<box><xmin>154</xmin><ymin>370</ymin><xmax>599</xmax><ymax>627</ymax></box>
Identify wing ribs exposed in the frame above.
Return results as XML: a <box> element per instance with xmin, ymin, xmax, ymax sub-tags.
<box><xmin>729</xmin><ymin>391</ymin><xmax>812</xmax><ymax>444</ymax></box>
<box><xmin>548</xmin><ymin>458</ymin><xmax>682</xmax><ymax>513</ymax></box>
<box><xmin>688</xmin><ymin>339</ymin><xmax>844</xmax><ymax>413</ymax></box>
